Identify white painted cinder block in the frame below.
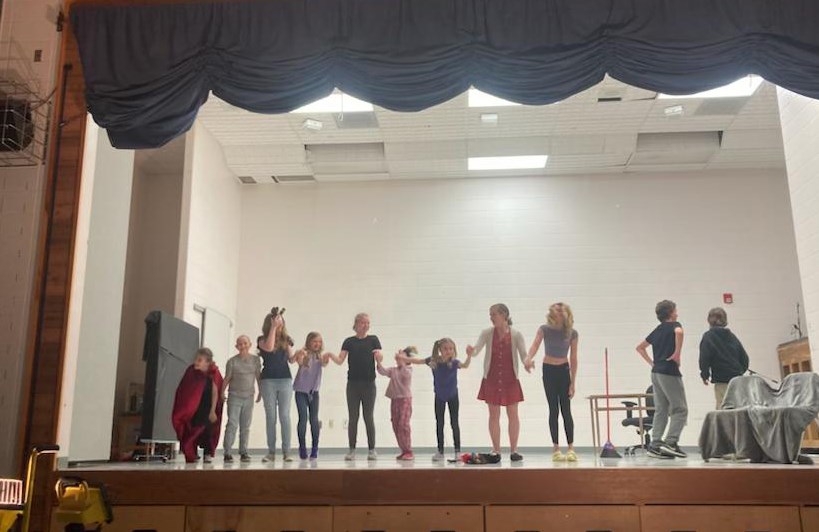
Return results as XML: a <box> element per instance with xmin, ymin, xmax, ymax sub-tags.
<box><xmin>229</xmin><ymin>169</ymin><xmax>802</xmax><ymax>450</ymax></box>
<box><xmin>778</xmin><ymin>88</ymin><xmax>819</xmax><ymax>343</ymax></box>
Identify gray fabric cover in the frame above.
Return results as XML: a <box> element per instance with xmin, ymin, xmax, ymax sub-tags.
<box><xmin>699</xmin><ymin>373</ymin><xmax>819</xmax><ymax>463</ymax></box>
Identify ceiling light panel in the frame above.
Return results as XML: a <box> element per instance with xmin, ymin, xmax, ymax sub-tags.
<box><xmin>468</xmin><ymin>155</ymin><xmax>548</xmax><ymax>170</ymax></box>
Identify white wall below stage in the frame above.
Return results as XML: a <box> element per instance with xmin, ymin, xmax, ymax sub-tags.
<box><xmin>233</xmin><ymin>169</ymin><xmax>803</xmax><ymax>450</ymax></box>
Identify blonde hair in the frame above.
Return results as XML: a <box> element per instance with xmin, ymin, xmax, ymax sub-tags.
<box><xmin>490</xmin><ymin>303</ymin><xmax>512</xmax><ymax>326</ymax></box>
<box><xmin>547</xmin><ymin>302</ymin><xmax>574</xmax><ymax>338</ymax></box>
<box><xmin>429</xmin><ymin>338</ymin><xmax>457</xmax><ymax>368</ymax></box>
<box><xmin>301</xmin><ymin>332</ymin><xmax>324</xmax><ymax>367</ymax></box>
<box><xmin>353</xmin><ymin>313</ymin><xmax>370</xmax><ymax>329</ymax></box>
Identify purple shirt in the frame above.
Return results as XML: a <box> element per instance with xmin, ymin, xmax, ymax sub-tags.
<box><xmin>377</xmin><ymin>364</ymin><xmax>412</xmax><ymax>399</ymax></box>
<box><xmin>425</xmin><ymin>357</ymin><xmax>461</xmax><ymax>400</ymax></box>
<box><xmin>293</xmin><ymin>356</ymin><xmax>323</xmax><ymax>393</ymax></box>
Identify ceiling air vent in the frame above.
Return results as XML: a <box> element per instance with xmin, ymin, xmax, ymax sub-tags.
<box><xmin>237</xmin><ymin>175</ymin><xmax>257</xmax><ymax>184</ymax></box>
<box><xmin>271</xmin><ymin>175</ymin><xmax>316</xmax><ymax>184</ymax></box>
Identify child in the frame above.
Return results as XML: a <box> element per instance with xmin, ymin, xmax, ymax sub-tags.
<box><xmin>293</xmin><ymin>332</ymin><xmax>332</xmax><ymax>460</ymax></box>
<box><xmin>377</xmin><ymin>346</ymin><xmax>416</xmax><ymax>460</ymax></box>
<box><xmin>172</xmin><ymin>348</ymin><xmax>224</xmax><ymax>463</ymax></box>
<box><xmin>403</xmin><ymin>338</ymin><xmax>472</xmax><ymax>461</ymax></box>
<box><xmin>221</xmin><ymin>335</ymin><xmax>261</xmax><ymax>463</ymax></box>
<box><xmin>636</xmin><ymin>300</ymin><xmax>689</xmax><ymax>459</ymax></box>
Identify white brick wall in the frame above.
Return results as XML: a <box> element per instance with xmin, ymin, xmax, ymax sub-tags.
<box><xmin>233</xmin><ymin>169</ymin><xmax>802</xmax><ymax>450</ymax></box>
<box><xmin>0</xmin><ymin>0</ymin><xmax>60</xmax><ymax>474</ymax></box>
<box><xmin>179</xmin><ymin>123</ymin><xmax>242</xmax><ymax>333</ymax></box>
<box><xmin>777</xmin><ymin>88</ymin><xmax>819</xmax><ymax>346</ymax></box>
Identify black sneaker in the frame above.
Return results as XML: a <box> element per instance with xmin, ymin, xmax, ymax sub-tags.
<box><xmin>659</xmin><ymin>442</ymin><xmax>687</xmax><ymax>458</ymax></box>
<box><xmin>510</xmin><ymin>452</ymin><xmax>523</xmax><ymax>462</ymax></box>
<box><xmin>240</xmin><ymin>454</ymin><xmax>251</xmax><ymax>463</ymax></box>
<box><xmin>223</xmin><ymin>454</ymin><xmax>233</xmax><ymax>462</ymax></box>
<box><xmin>646</xmin><ymin>442</ymin><xmax>674</xmax><ymax>459</ymax></box>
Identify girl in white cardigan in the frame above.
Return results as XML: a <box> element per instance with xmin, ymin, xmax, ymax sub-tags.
<box><xmin>466</xmin><ymin>303</ymin><xmax>528</xmax><ymax>461</ymax></box>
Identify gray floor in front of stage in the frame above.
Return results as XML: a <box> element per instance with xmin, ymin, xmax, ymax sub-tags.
<box><xmin>64</xmin><ymin>448</ymin><xmax>819</xmax><ymax>471</ymax></box>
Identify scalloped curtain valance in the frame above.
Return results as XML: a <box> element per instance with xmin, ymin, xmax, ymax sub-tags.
<box><xmin>71</xmin><ymin>0</ymin><xmax>819</xmax><ymax>149</ymax></box>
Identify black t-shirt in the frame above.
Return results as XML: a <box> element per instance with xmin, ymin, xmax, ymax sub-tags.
<box><xmin>646</xmin><ymin>321</ymin><xmax>682</xmax><ymax>377</ymax></box>
<box><xmin>342</xmin><ymin>335</ymin><xmax>382</xmax><ymax>382</ymax></box>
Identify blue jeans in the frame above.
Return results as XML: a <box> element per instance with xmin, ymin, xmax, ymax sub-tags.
<box><xmin>260</xmin><ymin>378</ymin><xmax>292</xmax><ymax>455</ymax></box>
<box><xmin>295</xmin><ymin>391</ymin><xmax>320</xmax><ymax>450</ymax></box>
<box><xmin>223</xmin><ymin>394</ymin><xmax>254</xmax><ymax>455</ymax></box>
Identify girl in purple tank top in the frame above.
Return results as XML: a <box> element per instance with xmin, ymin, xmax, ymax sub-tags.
<box><xmin>293</xmin><ymin>332</ymin><xmax>333</xmax><ymax>460</ymax></box>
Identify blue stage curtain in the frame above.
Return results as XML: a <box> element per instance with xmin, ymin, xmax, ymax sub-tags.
<box><xmin>70</xmin><ymin>0</ymin><xmax>819</xmax><ymax>149</ymax></box>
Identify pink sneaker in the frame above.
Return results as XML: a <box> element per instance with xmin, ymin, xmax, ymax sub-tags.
<box><xmin>399</xmin><ymin>452</ymin><xmax>415</xmax><ymax>461</ymax></box>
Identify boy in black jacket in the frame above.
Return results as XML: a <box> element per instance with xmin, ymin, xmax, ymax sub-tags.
<box><xmin>698</xmin><ymin>307</ymin><xmax>749</xmax><ymax>408</ymax></box>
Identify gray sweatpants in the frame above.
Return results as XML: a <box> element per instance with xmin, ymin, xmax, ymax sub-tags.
<box><xmin>651</xmin><ymin>372</ymin><xmax>688</xmax><ymax>445</ymax></box>
<box><xmin>223</xmin><ymin>394</ymin><xmax>255</xmax><ymax>455</ymax></box>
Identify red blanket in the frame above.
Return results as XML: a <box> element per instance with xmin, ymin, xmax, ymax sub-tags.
<box><xmin>172</xmin><ymin>364</ymin><xmax>224</xmax><ymax>462</ymax></box>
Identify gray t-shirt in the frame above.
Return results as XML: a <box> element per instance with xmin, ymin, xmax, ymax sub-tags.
<box><xmin>225</xmin><ymin>354</ymin><xmax>261</xmax><ymax>399</ymax></box>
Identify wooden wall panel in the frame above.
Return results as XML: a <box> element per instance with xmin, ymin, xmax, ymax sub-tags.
<box><xmin>800</xmin><ymin>507</ymin><xmax>819</xmax><ymax>532</ymax></box>
<box><xmin>51</xmin><ymin>506</ymin><xmax>185</xmax><ymax>532</ymax></box>
<box><xmin>332</xmin><ymin>506</ymin><xmax>483</xmax><ymax>532</ymax></box>
<box><xmin>186</xmin><ymin>506</ymin><xmax>333</xmax><ymax>532</ymax></box>
<box><xmin>485</xmin><ymin>505</ymin><xmax>640</xmax><ymax>532</ymax></box>
<box><xmin>640</xmin><ymin>505</ymin><xmax>802</xmax><ymax>532</ymax></box>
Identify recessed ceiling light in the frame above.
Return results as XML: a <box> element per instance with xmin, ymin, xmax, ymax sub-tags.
<box><xmin>658</xmin><ymin>75</ymin><xmax>763</xmax><ymax>99</ymax></box>
<box><xmin>468</xmin><ymin>155</ymin><xmax>548</xmax><ymax>171</ymax></box>
<box><xmin>302</xmin><ymin>118</ymin><xmax>323</xmax><ymax>130</ymax></box>
<box><xmin>468</xmin><ymin>88</ymin><xmax>521</xmax><ymax>107</ymax></box>
<box><xmin>480</xmin><ymin>113</ymin><xmax>499</xmax><ymax>125</ymax></box>
<box><xmin>292</xmin><ymin>93</ymin><xmax>373</xmax><ymax>113</ymax></box>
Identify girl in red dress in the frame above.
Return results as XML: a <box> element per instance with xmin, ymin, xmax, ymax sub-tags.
<box><xmin>466</xmin><ymin>303</ymin><xmax>528</xmax><ymax>461</ymax></box>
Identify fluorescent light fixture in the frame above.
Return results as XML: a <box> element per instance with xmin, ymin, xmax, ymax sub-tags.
<box><xmin>468</xmin><ymin>155</ymin><xmax>548</xmax><ymax>171</ymax></box>
<box><xmin>468</xmin><ymin>88</ymin><xmax>520</xmax><ymax>107</ymax></box>
<box><xmin>658</xmin><ymin>75</ymin><xmax>763</xmax><ymax>99</ymax></box>
<box><xmin>480</xmin><ymin>113</ymin><xmax>499</xmax><ymax>125</ymax></box>
<box><xmin>302</xmin><ymin>118</ymin><xmax>323</xmax><ymax>131</ymax></box>
<box><xmin>292</xmin><ymin>93</ymin><xmax>373</xmax><ymax>113</ymax></box>
<box><xmin>663</xmin><ymin>105</ymin><xmax>684</xmax><ymax>117</ymax></box>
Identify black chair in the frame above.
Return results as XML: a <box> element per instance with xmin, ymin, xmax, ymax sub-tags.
<box><xmin>621</xmin><ymin>385</ymin><xmax>654</xmax><ymax>456</ymax></box>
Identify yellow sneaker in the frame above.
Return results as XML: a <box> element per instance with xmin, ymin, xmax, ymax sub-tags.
<box><xmin>566</xmin><ymin>449</ymin><xmax>578</xmax><ymax>462</ymax></box>
<box><xmin>552</xmin><ymin>450</ymin><xmax>566</xmax><ymax>462</ymax></box>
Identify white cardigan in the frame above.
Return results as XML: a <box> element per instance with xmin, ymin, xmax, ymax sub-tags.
<box><xmin>472</xmin><ymin>327</ymin><xmax>528</xmax><ymax>379</ymax></box>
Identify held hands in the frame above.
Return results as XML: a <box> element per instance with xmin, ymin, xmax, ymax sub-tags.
<box><xmin>466</xmin><ymin>345</ymin><xmax>475</xmax><ymax>357</ymax></box>
<box><xmin>321</xmin><ymin>353</ymin><xmax>331</xmax><ymax>365</ymax></box>
<box><xmin>523</xmin><ymin>357</ymin><xmax>535</xmax><ymax>373</ymax></box>
<box><xmin>374</xmin><ymin>350</ymin><xmax>384</xmax><ymax>364</ymax></box>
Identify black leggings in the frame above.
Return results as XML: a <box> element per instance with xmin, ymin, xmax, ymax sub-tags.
<box><xmin>434</xmin><ymin>395</ymin><xmax>461</xmax><ymax>453</ymax></box>
<box><xmin>347</xmin><ymin>381</ymin><xmax>376</xmax><ymax>450</ymax></box>
<box><xmin>542</xmin><ymin>363</ymin><xmax>574</xmax><ymax>445</ymax></box>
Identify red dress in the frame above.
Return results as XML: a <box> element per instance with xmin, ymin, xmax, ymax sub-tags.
<box><xmin>477</xmin><ymin>330</ymin><xmax>524</xmax><ymax>405</ymax></box>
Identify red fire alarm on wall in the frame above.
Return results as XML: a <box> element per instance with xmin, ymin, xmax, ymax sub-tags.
<box><xmin>723</xmin><ymin>293</ymin><xmax>734</xmax><ymax>304</ymax></box>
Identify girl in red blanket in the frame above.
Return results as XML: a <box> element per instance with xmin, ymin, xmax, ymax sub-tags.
<box><xmin>173</xmin><ymin>348</ymin><xmax>224</xmax><ymax>463</ymax></box>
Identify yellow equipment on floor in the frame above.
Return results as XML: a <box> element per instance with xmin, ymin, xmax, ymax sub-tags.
<box><xmin>0</xmin><ymin>445</ymin><xmax>113</xmax><ymax>532</ymax></box>
<box><xmin>53</xmin><ymin>477</ymin><xmax>113</xmax><ymax>531</ymax></box>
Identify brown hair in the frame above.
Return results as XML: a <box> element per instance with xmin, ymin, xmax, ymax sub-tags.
<box><xmin>655</xmin><ymin>300</ymin><xmax>676</xmax><ymax>322</ymax></box>
<box><xmin>707</xmin><ymin>307</ymin><xmax>728</xmax><ymax>327</ymax></box>
<box><xmin>195</xmin><ymin>347</ymin><xmax>214</xmax><ymax>362</ymax></box>
<box><xmin>260</xmin><ymin>313</ymin><xmax>294</xmax><ymax>351</ymax></box>
<box><xmin>490</xmin><ymin>303</ymin><xmax>513</xmax><ymax>326</ymax></box>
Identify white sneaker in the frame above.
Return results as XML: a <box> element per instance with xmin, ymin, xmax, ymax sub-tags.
<box><xmin>432</xmin><ymin>452</ymin><xmax>445</xmax><ymax>462</ymax></box>
<box><xmin>367</xmin><ymin>449</ymin><xmax>378</xmax><ymax>461</ymax></box>
<box><xmin>344</xmin><ymin>449</ymin><xmax>356</xmax><ymax>461</ymax></box>
<box><xmin>283</xmin><ymin>454</ymin><xmax>294</xmax><ymax>462</ymax></box>
<box><xmin>261</xmin><ymin>453</ymin><xmax>276</xmax><ymax>462</ymax></box>
<box><xmin>203</xmin><ymin>455</ymin><xmax>213</xmax><ymax>464</ymax></box>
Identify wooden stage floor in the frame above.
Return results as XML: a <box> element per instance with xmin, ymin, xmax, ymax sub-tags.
<box><xmin>60</xmin><ymin>450</ymin><xmax>819</xmax><ymax>507</ymax></box>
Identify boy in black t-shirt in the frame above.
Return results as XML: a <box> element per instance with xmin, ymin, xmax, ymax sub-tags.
<box><xmin>636</xmin><ymin>300</ymin><xmax>689</xmax><ymax>459</ymax></box>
